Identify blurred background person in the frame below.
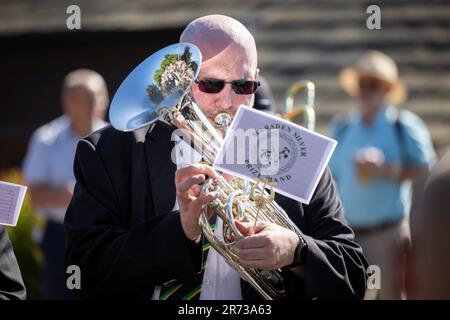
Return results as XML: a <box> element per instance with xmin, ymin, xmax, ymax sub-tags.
<box><xmin>22</xmin><ymin>69</ymin><xmax>108</xmax><ymax>299</ymax></box>
<box><xmin>329</xmin><ymin>51</ymin><xmax>436</xmax><ymax>299</ymax></box>
<box><xmin>406</xmin><ymin>151</ymin><xmax>450</xmax><ymax>299</ymax></box>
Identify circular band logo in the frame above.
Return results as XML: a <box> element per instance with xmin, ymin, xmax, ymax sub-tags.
<box><xmin>245</xmin><ymin>123</ymin><xmax>307</xmax><ymax>183</ymax></box>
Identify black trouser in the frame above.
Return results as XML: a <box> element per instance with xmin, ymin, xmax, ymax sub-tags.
<box><xmin>41</xmin><ymin>220</ymin><xmax>77</xmax><ymax>300</ymax></box>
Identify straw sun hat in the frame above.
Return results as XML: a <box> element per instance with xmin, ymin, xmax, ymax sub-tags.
<box><xmin>339</xmin><ymin>50</ymin><xmax>407</xmax><ymax>105</ymax></box>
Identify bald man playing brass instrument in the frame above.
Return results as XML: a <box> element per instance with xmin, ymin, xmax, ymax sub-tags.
<box><xmin>64</xmin><ymin>15</ymin><xmax>368</xmax><ymax>300</ymax></box>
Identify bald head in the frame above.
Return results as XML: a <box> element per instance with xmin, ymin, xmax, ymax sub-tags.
<box><xmin>180</xmin><ymin>15</ymin><xmax>257</xmax><ymax>72</ymax></box>
<box><xmin>61</xmin><ymin>69</ymin><xmax>108</xmax><ymax>136</ymax></box>
<box><xmin>180</xmin><ymin>15</ymin><xmax>259</xmax><ymax>130</ymax></box>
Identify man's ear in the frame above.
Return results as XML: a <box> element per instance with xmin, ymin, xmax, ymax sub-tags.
<box><xmin>255</xmin><ymin>68</ymin><xmax>260</xmax><ymax>80</ymax></box>
<box><xmin>61</xmin><ymin>93</ymin><xmax>69</xmax><ymax>113</ymax></box>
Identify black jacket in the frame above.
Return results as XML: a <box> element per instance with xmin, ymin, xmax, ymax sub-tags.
<box><xmin>64</xmin><ymin>121</ymin><xmax>368</xmax><ymax>299</ymax></box>
<box><xmin>0</xmin><ymin>227</ymin><xmax>26</xmax><ymax>300</ymax></box>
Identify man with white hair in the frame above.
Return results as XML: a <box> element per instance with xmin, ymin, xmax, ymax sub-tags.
<box><xmin>329</xmin><ymin>51</ymin><xmax>436</xmax><ymax>299</ymax></box>
<box><xmin>64</xmin><ymin>15</ymin><xmax>368</xmax><ymax>300</ymax></box>
<box><xmin>23</xmin><ymin>69</ymin><xmax>108</xmax><ymax>299</ymax></box>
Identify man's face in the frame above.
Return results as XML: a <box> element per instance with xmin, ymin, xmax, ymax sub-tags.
<box><xmin>357</xmin><ymin>75</ymin><xmax>391</xmax><ymax>111</ymax></box>
<box><xmin>191</xmin><ymin>46</ymin><xmax>256</xmax><ymax>126</ymax></box>
<box><xmin>62</xmin><ymin>86</ymin><xmax>95</xmax><ymax>126</ymax></box>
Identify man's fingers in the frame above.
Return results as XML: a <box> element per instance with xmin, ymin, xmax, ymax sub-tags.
<box><xmin>175</xmin><ymin>164</ymin><xmax>218</xmax><ymax>184</ymax></box>
<box><xmin>234</xmin><ymin>220</ymin><xmax>268</xmax><ymax>237</ymax></box>
<box><xmin>188</xmin><ymin>184</ymin><xmax>202</xmax><ymax>197</ymax></box>
<box><xmin>234</xmin><ymin>221</ymin><xmax>272</xmax><ymax>250</ymax></box>
<box><xmin>177</xmin><ymin>174</ymin><xmax>205</xmax><ymax>196</ymax></box>
<box><xmin>191</xmin><ymin>192</ymin><xmax>219</xmax><ymax>212</ymax></box>
<box><xmin>234</xmin><ymin>220</ymin><xmax>253</xmax><ymax>236</ymax></box>
<box><xmin>175</xmin><ymin>165</ymin><xmax>205</xmax><ymax>184</ymax></box>
<box><xmin>235</xmin><ymin>247</ymin><xmax>267</xmax><ymax>261</ymax></box>
<box><xmin>201</xmin><ymin>165</ymin><xmax>219</xmax><ymax>180</ymax></box>
<box><xmin>235</xmin><ymin>234</ymin><xmax>269</xmax><ymax>249</ymax></box>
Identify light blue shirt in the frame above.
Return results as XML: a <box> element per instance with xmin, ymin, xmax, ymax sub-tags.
<box><xmin>329</xmin><ymin>105</ymin><xmax>436</xmax><ymax>228</ymax></box>
<box><xmin>22</xmin><ymin>115</ymin><xmax>106</xmax><ymax>223</ymax></box>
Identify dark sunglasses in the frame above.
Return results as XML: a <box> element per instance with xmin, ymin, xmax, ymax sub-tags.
<box><xmin>358</xmin><ymin>77</ymin><xmax>387</xmax><ymax>91</ymax></box>
<box><xmin>195</xmin><ymin>78</ymin><xmax>260</xmax><ymax>95</ymax></box>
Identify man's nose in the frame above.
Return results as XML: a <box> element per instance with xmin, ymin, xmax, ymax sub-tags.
<box><xmin>216</xmin><ymin>84</ymin><xmax>234</xmax><ymax>110</ymax></box>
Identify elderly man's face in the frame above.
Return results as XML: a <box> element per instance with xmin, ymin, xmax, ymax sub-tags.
<box><xmin>191</xmin><ymin>45</ymin><xmax>256</xmax><ymax>126</ymax></box>
<box><xmin>357</xmin><ymin>76</ymin><xmax>391</xmax><ymax>111</ymax></box>
<box><xmin>62</xmin><ymin>87</ymin><xmax>95</xmax><ymax>126</ymax></box>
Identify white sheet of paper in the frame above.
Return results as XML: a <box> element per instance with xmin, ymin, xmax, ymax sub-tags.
<box><xmin>0</xmin><ymin>181</ymin><xmax>27</xmax><ymax>226</ymax></box>
<box><xmin>213</xmin><ymin>105</ymin><xmax>337</xmax><ymax>204</ymax></box>
<box><xmin>171</xmin><ymin>135</ymin><xmax>204</xmax><ymax>212</ymax></box>
<box><xmin>173</xmin><ymin>135</ymin><xmax>203</xmax><ymax>169</ymax></box>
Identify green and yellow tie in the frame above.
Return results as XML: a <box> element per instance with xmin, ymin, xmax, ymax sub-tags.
<box><xmin>159</xmin><ymin>223</ymin><xmax>215</xmax><ymax>300</ymax></box>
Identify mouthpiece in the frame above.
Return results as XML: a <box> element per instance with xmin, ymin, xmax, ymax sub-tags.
<box><xmin>214</xmin><ymin>112</ymin><xmax>232</xmax><ymax>135</ymax></box>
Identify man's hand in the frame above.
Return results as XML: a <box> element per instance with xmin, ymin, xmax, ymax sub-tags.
<box><xmin>355</xmin><ymin>158</ymin><xmax>385</xmax><ymax>178</ymax></box>
<box><xmin>234</xmin><ymin>220</ymin><xmax>300</xmax><ymax>270</ymax></box>
<box><xmin>28</xmin><ymin>183</ymin><xmax>74</xmax><ymax>208</ymax></box>
<box><xmin>354</xmin><ymin>147</ymin><xmax>385</xmax><ymax>183</ymax></box>
<box><xmin>175</xmin><ymin>164</ymin><xmax>219</xmax><ymax>241</ymax></box>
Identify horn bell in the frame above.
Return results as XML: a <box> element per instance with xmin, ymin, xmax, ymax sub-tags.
<box><xmin>109</xmin><ymin>42</ymin><xmax>202</xmax><ymax>131</ymax></box>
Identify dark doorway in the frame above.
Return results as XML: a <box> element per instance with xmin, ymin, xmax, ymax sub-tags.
<box><xmin>0</xmin><ymin>28</ymin><xmax>182</xmax><ymax>170</ymax></box>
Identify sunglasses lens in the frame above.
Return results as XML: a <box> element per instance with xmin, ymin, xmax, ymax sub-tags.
<box><xmin>232</xmin><ymin>80</ymin><xmax>259</xmax><ymax>95</ymax></box>
<box><xmin>359</xmin><ymin>78</ymin><xmax>381</xmax><ymax>90</ymax></box>
<box><xmin>198</xmin><ymin>79</ymin><xmax>224</xmax><ymax>93</ymax></box>
<box><xmin>197</xmin><ymin>79</ymin><xmax>260</xmax><ymax>95</ymax></box>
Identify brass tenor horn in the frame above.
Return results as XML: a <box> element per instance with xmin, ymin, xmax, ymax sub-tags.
<box><xmin>283</xmin><ymin>80</ymin><xmax>316</xmax><ymax>131</ymax></box>
<box><xmin>109</xmin><ymin>43</ymin><xmax>304</xmax><ymax>300</ymax></box>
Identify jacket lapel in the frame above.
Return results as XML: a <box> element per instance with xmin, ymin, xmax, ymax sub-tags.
<box><xmin>144</xmin><ymin>121</ymin><xmax>177</xmax><ymax>217</ymax></box>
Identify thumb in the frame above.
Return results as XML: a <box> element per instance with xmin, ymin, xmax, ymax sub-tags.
<box><xmin>234</xmin><ymin>220</ymin><xmax>253</xmax><ymax>236</ymax></box>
